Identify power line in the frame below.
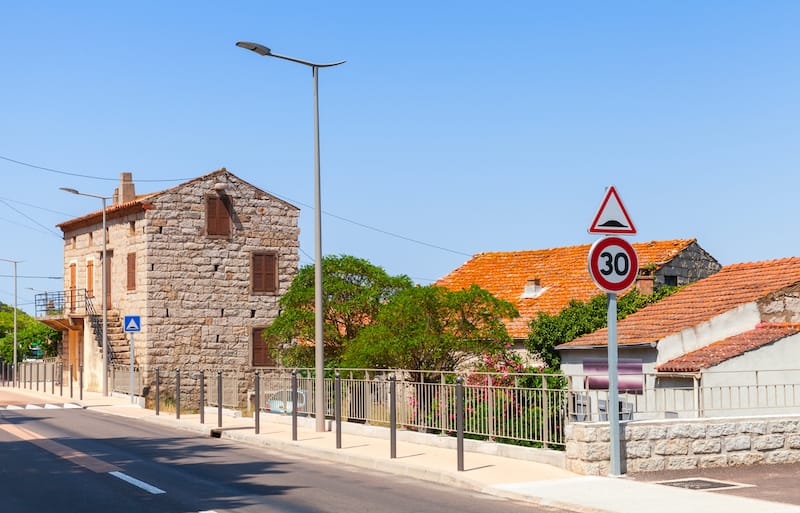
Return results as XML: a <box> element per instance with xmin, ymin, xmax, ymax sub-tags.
<box><xmin>0</xmin><ymin>196</ymin><xmax>73</xmax><ymax>217</ymax></box>
<box><xmin>0</xmin><ymin>154</ymin><xmax>192</xmax><ymax>183</ymax></box>
<box><xmin>0</xmin><ymin>199</ymin><xmax>62</xmax><ymax>238</ymax></box>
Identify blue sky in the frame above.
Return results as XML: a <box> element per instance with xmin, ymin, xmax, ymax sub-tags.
<box><xmin>1</xmin><ymin>2</ymin><xmax>799</xmax><ymax>313</ymax></box>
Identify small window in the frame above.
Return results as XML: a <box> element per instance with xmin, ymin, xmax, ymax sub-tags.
<box><xmin>252</xmin><ymin>252</ymin><xmax>278</xmax><ymax>293</ymax></box>
<box><xmin>71</xmin><ymin>237</ymin><xmax>77</xmax><ymax>249</ymax></box>
<box><xmin>87</xmin><ymin>260</ymin><xmax>94</xmax><ymax>297</ymax></box>
<box><xmin>127</xmin><ymin>252</ymin><xmax>136</xmax><ymax>291</ymax></box>
<box><xmin>206</xmin><ymin>195</ymin><xmax>231</xmax><ymax>237</ymax></box>
<box><xmin>89</xmin><ymin>232</ymin><xmax>94</xmax><ymax>246</ymax></box>
<box><xmin>252</xmin><ymin>327</ymin><xmax>275</xmax><ymax>367</ymax></box>
<box><xmin>129</xmin><ymin>221</ymin><xmax>136</xmax><ymax>235</ymax></box>
<box><xmin>664</xmin><ymin>275</ymin><xmax>678</xmax><ymax>287</ymax></box>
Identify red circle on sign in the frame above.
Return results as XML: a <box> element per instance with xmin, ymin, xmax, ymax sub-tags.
<box><xmin>588</xmin><ymin>237</ymin><xmax>639</xmax><ymax>293</ymax></box>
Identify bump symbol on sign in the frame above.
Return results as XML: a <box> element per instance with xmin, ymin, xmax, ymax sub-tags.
<box><xmin>588</xmin><ymin>186</ymin><xmax>637</xmax><ymax>235</ymax></box>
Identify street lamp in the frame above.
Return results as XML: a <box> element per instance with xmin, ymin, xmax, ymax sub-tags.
<box><xmin>60</xmin><ymin>187</ymin><xmax>111</xmax><ymax>397</ymax></box>
<box><xmin>236</xmin><ymin>41</ymin><xmax>345</xmax><ymax>432</ymax></box>
<box><xmin>0</xmin><ymin>258</ymin><xmax>20</xmax><ymax>384</ymax></box>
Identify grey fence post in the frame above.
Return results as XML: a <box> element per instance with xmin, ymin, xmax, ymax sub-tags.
<box><xmin>217</xmin><ymin>370</ymin><xmax>223</xmax><ymax>428</ymax></box>
<box><xmin>70</xmin><ymin>364</ymin><xmax>74</xmax><ymax>398</ymax></box>
<box><xmin>199</xmin><ymin>370</ymin><xmax>205</xmax><ymax>424</ymax></box>
<box><xmin>335</xmin><ymin>372</ymin><xmax>342</xmax><ymax>449</ymax></box>
<box><xmin>51</xmin><ymin>363</ymin><xmax>55</xmax><ymax>395</ymax></box>
<box><xmin>291</xmin><ymin>370</ymin><xmax>298</xmax><ymax>441</ymax></box>
<box><xmin>254</xmin><ymin>371</ymin><xmax>261</xmax><ymax>435</ymax></box>
<box><xmin>59</xmin><ymin>363</ymin><xmax>63</xmax><ymax>396</ymax></box>
<box><xmin>155</xmin><ymin>368</ymin><xmax>160</xmax><ymax>416</ymax></box>
<box><xmin>79</xmin><ymin>365</ymin><xmax>83</xmax><ymax>400</ymax></box>
<box><xmin>175</xmin><ymin>369</ymin><xmax>181</xmax><ymax>420</ymax></box>
<box><xmin>456</xmin><ymin>377</ymin><xmax>464</xmax><ymax>472</ymax></box>
<box><xmin>390</xmin><ymin>374</ymin><xmax>397</xmax><ymax>459</ymax></box>
<box><xmin>542</xmin><ymin>376</ymin><xmax>550</xmax><ymax>448</ymax></box>
<box><xmin>36</xmin><ymin>363</ymin><xmax>39</xmax><ymax>392</ymax></box>
<box><xmin>29</xmin><ymin>364</ymin><xmax>33</xmax><ymax>389</ymax></box>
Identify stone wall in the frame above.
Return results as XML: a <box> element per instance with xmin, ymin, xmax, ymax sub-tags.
<box><xmin>654</xmin><ymin>240</ymin><xmax>721</xmax><ymax>288</ymax></box>
<box><xmin>566</xmin><ymin>416</ymin><xmax>800</xmax><ymax>475</ymax></box>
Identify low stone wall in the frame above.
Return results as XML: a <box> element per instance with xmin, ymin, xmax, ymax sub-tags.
<box><xmin>566</xmin><ymin>415</ymin><xmax>800</xmax><ymax>475</ymax></box>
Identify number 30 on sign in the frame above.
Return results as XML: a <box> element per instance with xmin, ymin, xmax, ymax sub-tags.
<box><xmin>588</xmin><ymin>236</ymin><xmax>639</xmax><ymax>293</ymax></box>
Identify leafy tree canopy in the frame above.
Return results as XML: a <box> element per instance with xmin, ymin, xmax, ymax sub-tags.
<box><xmin>526</xmin><ymin>286</ymin><xmax>679</xmax><ymax>368</ymax></box>
<box><xmin>0</xmin><ymin>303</ymin><xmax>61</xmax><ymax>362</ymax></box>
<box><xmin>342</xmin><ymin>284</ymin><xmax>519</xmax><ymax>377</ymax></box>
<box><xmin>264</xmin><ymin>255</ymin><xmax>413</xmax><ymax>367</ymax></box>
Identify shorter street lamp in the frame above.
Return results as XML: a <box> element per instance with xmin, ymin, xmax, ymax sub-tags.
<box><xmin>60</xmin><ymin>187</ymin><xmax>111</xmax><ymax>396</ymax></box>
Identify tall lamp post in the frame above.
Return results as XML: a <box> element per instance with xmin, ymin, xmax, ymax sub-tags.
<box><xmin>0</xmin><ymin>258</ymin><xmax>20</xmax><ymax>384</ymax></box>
<box><xmin>60</xmin><ymin>187</ymin><xmax>111</xmax><ymax>397</ymax></box>
<box><xmin>236</xmin><ymin>41</ymin><xmax>344</xmax><ymax>432</ymax></box>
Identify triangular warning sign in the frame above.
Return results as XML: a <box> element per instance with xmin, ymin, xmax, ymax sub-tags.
<box><xmin>588</xmin><ymin>186</ymin><xmax>636</xmax><ymax>235</ymax></box>
<box><xmin>125</xmin><ymin>317</ymin><xmax>140</xmax><ymax>331</ymax></box>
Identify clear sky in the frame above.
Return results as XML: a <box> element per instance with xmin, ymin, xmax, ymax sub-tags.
<box><xmin>1</xmin><ymin>2</ymin><xmax>799</xmax><ymax>313</ymax></box>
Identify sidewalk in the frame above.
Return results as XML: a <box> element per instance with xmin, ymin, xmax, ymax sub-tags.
<box><xmin>3</xmin><ymin>385</ymin><xmax>800</xmax><ymax>513</ymax></box>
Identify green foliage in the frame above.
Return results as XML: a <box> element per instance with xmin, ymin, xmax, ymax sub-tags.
<box><xmin>526</xmin><ymin>286</ymin><xmax>679</xmax><ymax>368</ymax></box>
<box><xmin>342</xmin><ymin>284</ymin><xmax>519</xmax><ymax>377</ymax></box>
<box><xmin>0</xmin><ymin>303</ymin><xmax>61</xmax><ymax>362</ymax></box>
<box><xmin>264</xmin><ymin>255</ymin><xmax>413</xmax><ymax>367</ymax></box>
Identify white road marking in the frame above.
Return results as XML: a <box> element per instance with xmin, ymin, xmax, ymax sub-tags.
<box><xmin>44</xmin><ymin>404</ymin><xmax>60</xmax><ymax>409</ymax></box>
<box><xmin>5</xmin><ymin>405</ymin><xmax>22</xmax><ymax>409</ymax></box>
<box><xmin>64</xmin><ymin>403</ymin><xmax>82</xmax><ymax>409</ymax></box>
<box><xmin>25</xmin><ymin>404</ymin><xmax>43</xmax><ymax>409</ymax></box>
<box><xmin>109</xmin><ymin>471</ymin><xmax>166</xmax><ymax>495</ymax></box>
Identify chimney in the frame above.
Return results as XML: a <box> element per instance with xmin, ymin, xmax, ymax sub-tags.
<box><xmin>636</xmin><ymin>274</ymin><xmax>654</xmax><ymax>295</ymax></box>
<box><xmin>521</xmin><ymin>278</ymin><xmax>546</xmax><ymax>299</ymax></box>
<box><xmin>119</xmin><ymin>172</ymin><xmax>136</xmax><ymax>204</ymax></box>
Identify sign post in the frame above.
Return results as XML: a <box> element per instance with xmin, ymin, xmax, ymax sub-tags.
<box><xmin>588</xmin><ymin>186</ymin><xmax>637</xmax><ymax>477</ymax></box>
<box><xmin>123</xmin><ymin>315</ymin><xmax>142</xmax><ymax>405</ymax></box>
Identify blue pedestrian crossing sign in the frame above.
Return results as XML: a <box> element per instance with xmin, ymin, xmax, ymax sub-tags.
<box><xmin>124</xmin><ymin>315</ymin><xmax>142</xmax><ymax>332</ymax></box>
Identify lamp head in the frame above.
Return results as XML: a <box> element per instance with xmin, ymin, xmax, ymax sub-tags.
<box><xmin>59</xmin><ymin>187</ymin><xmax>80</xmax><ymax>195</ymax></box>
<box><xmin>236</xmin><ymin>41</ymin><xmax>271</xmax><ymax>56</ymax></box>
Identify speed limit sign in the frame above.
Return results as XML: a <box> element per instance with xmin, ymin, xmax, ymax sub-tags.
<box><xmin>588</xmin><ymin>236</ymin><xmax>639</xmax><ymax>293</ymax></box>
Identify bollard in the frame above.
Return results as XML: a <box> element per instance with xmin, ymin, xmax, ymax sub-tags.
<box><xmin>70</xmin><ymin>364</ymin><xmax>74</xmax><ymax>398</ymax></box>
<box><xmin>335</xmin><ymin>372</ymin><xmax>342</xmax><ymax>449</ymax></box>
<box><xmin>36</xmin><ymin>363</ymin><xmax>39</xmax><ymax>392</ymax></box>
<box><xmin>51</xmin><ymin>363</ymin><xmax>55</xmax><ymax>395</ymax></box>
<box><xmin>456</xmin><ymin>377</ymin><xmax>465</xmax><ymax>472</ymax></box>
<box><xmin>254</xmin><ymin>371</ymin><xmax>261</xmax><ymax>435</ymax></box>
<box><xmin>59</xmin><ymin>363</ymin><xmax>63</xmax><ymax>397</ymax></box>
<box><xmin>155</xmin><ymin>368</ymin><xmax>160</xmax><ymax>416</ymax></box>
<box><xmin>175</xmin><ymin>369</ymin><xmax>181</xmax><ymax>420</ymax></box>
<box><xmin>79</xmin><ymin>365</ymin><xmax>83</xmax><ymax>401</ymax></box>
<box><xmin>217</xmin><ymin>371</ymin><xmax>223</xmax><ymax>428</ymax></box>
<box><xmin>29</xmin><ymin>364</ymin><xmax>33</xmax><ymax>390</ymax></box>
<box><xmin>291</xmin><ymin>370</ymin><xmax>298</xmax><ymax>441</ymax></box>
<box><xmin>390</xmin><ymin>374</ymin><xmax>397</xmax><ymax>459</ymax></box>
<box><xmin>199</xmin><ymin>370</ymin><xmax>205</xmax><ymax>424</ymax></box>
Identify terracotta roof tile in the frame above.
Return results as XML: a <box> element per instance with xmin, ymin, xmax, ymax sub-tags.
<box><xmin>656</xmin><ymin>323</ymin><xmax>800</xmax><ymax>372</ymax></box>
<box><xmin>437</xmin><ymin>239</ymin><xmax>698</xmax><ymax>339</ymax></box>
<box><xmin>558</xmin><ymin>257</ymin><xmax>800</xmax><ymax>349</ymax></box>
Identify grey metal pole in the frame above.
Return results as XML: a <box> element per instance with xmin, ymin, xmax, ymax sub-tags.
<box><xmin>199</xmin><ymin>370</ymin><xmax>205</xmax><ymax>424</ymax></box>
<box><xmin>335</xmin><ymin>371</ymin><xmax>341</xmax><ymax>449</ymax></box>
<box><xmin>155</xmin><ymin>368</ymin><xmax>160</xmax><ymax>416</ymax></box>
<box><xmin>312</xmin><ymin>64</ymin><xmax>327</xmax><ymax>433</ymax></box>
<box><xmin>176</xmin><ymin>368</ymin><xmax>181</xmax><ymax>420</ymax></box>
<box><xmin>456</xmin><ymin>377</ymin><xmax>465</xmax><ymax>472</ymax></box>
<box><xmin>79</xmin><ymin>365</ymin><xmax>83</xmax><ymax>400</ymax></box>
<box><xmin>390</xmin><ymin>375</ymin><xmax>397</xmax><ymax>459</ymax></box>
<box><xmin>607</xmin><ymin>292</ymin><xmax>622</xmax><ymax>476</ymax></box>
<box><xmin>101</xmin><ymin>197</ymin><xmax>108</xmax><ymax>396</ymax></box>
<box><xmin>217</xmin><ymin>370</ymin><xmax>223</xmax><ymax>428</ymax></box>
<box><xmin>291</xmin><ymin>370</ymin><xmax>298</xmax><ymax>441</ymax></box>
<box><xmin>254</xmin><ymin>371</ymin><xmax>261</xmax><ymax>435</ymax></box>
<box><xmin>129</xmin><ymin>333</ymin><xmax>135</xmax><ymax>404</ymax></box>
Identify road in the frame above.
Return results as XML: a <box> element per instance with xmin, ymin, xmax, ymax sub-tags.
<box><xmin>0</xmin><ymin>394</ymin><xmax>569</xmax><ymax>513</ymax></box>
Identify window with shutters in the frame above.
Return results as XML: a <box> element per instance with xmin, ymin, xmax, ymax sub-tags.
<box><xmin>251</xmin><ymin>252</ymin><xmax>278</xmax><ymax>294</ymax></box>
<box><xmin>86</xmin><ymin>260</ymin><xmax>94</xmax><ymax>297</ymax></box>
<box><xmin>127</xmin><ymin>252</ymin><xmax>136</xmax><ymax>291</ymax></box>
<box><xmin>251</xmin><ymin>327</ymin><xmax>275</xmax><ymax>367</ymax></box>
<box><xmin>206</xmin><ymin>195</ymin><xmax>231</xmax><ymax>237</ymax></box>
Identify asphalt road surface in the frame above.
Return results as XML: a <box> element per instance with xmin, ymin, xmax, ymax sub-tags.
<box><xmin>0</xmin><ymin>399</ymin><xmax>569</xmax><ymax>513</ymax></box>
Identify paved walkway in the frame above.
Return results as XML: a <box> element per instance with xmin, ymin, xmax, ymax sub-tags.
<box><xmin>2</xmin><ymin>385</ymin><xmax>800</xmax><ymax>513</ymax></box>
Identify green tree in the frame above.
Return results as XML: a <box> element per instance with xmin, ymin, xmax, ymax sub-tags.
<box><xmin>343</xmin><ymin>284</ymin><xmax>519</xmax><ymax>377</ymax></box>
<box><xmin>0</xmin><ymin>303</ymin><xmax>61</xmax><ymax>362</ymax></box>
<box><xmin>264</xmin><ymin>255</ymin><xmax>413</xmax><ymax>367</ymax></box>
<box><xmin>526</xmin><ymin>286</ymin><xmax>679</xmax><ymax>368</ymax></box>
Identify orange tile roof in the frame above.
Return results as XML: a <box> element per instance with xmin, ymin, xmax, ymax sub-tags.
<box><xmin>558</xmin><ymin>257</ymin><xmax>800</xmax><ymax>349</ymax></box>
<box><xmin>656</xmin><ymin>323</ymin><xmax>800</xmax><ymax>372</ymax></box>
<box><xmin>437</xmin><ymin>239</ymin><xmax>698</xmax><ymax>339</ymax></box>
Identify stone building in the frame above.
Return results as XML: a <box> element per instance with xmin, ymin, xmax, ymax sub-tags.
<box><xmin>38</xmin><ymin>169</ymin><xmax>299</xmax><ymax>406</ymax></box>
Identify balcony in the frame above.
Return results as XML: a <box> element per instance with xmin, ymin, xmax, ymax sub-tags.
<box><xmin>34</xmin><ymin>289</ymin><xmax>95</xmax><ymax>331</ymax></box>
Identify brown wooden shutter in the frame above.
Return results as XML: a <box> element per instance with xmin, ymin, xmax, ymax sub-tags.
<box><xmin>252</xmin><ymin>327</ymin><xmax>274</xmax><ymax>367</ymax></box>
<box><xmin>252</xmin><ymin>253</ymin><xmax>277</xmax><ymax>293</ymax></box>
<box><xmin>86</xmin><ymin>260</ymin><xmax>94</xmax><ymax>297</ymax></box>
<box><xmin>127</xmin><ymin>252</ymin><xmax>136</xmax><ymax>291</ymax></box>
<box><xmin>206</xmin><ymin>196</ymin><xmax>231</xmax><ymax>236</ymax></box>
